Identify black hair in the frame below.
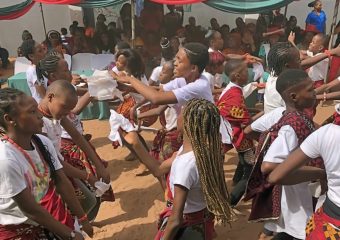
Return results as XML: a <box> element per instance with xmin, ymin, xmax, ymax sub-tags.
<box><xmin>20</xmin><ymin>39</ymin><xmax>36</xmax><ymax>61</ymax></box>
<box><xmin>205</xmin><ymin>30</ymin><xmax>219</xmax><ymax>46</ymax></box>
<box><xmin>276</xmin><ymin>69</ymin><xmax>309</xmax><ymax>95</ymax></box>
<box><xmin>22</xmin><ymin>30</ymin><xmax>33</xmax><ymax>41</ymax></box>
<box><xmin>315</xmin><ymin>33</ymin><xmax>329</xmax><ymax>47</ymax></box>
<box><xmin>36</xmin><ymin>55</ymin><xmax>61</xmax><ymax>83</ymax></box>
<box><xmin>61</xmin><ymin>28</ymin><xmax>67</xmax><ymax>35</ymax></box>
<box><xmin>160</xmin><ymin>37</ymin><xmax>175</xmax><ymax>61</ymax></box>
<box><xmin>115</xmin><ymin>41</ymin><xmax>131</xmax><ymax>51</ymax></box>
<box><xmin>308</xmin><ymin>0</ymin><xmax>321</xmax><ymax>8</ymax></box>
<box><xmin>183</xmin><ymin>42</ymin><xmax>209</xmax><ymax>74</ymax></box>
<box><xmin>116</xmin><ymin>48</ymin><xmax>145</xmax><ymax>79</ymax></box>
<box><xmin>224</xmin><ymin>59</ymin><xmax>245</xmax><ymax>78</ymax></box>
<box><xmin>0</xmin><ymin>89</ymin><xmax>56</xmax><ymax>180</ymax></box>
<box><xmin>267</xmin><ymin>42</ymin><xmax>296</xmax><ymax>76</ymax></box>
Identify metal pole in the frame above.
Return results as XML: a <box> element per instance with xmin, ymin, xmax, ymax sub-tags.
<box><xmin>283</xmin><ymin>4</ymin><xmax>288</xmax><ymax>26</ymax></box>
<box><xmin>325</xmin><ymin>0</ymin><xmax>340</xmax><ymax>83</ymax></box>
<box><xmin>131</xmin><ymin>0</ymin><xmax>135</xmax><ymax>48</ymax></box>
<box><xmin>40</xmin><ymin>3</ymin><xmax>47</xmax><ymax>37</ymax></box>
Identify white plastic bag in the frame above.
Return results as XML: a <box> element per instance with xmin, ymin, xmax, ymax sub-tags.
<box><xmin>108</xmin><ymin>110</ymin><xmax>137</xmax><ymax>146</ymax></box>
<box><xmin>87</xmin><ymin>70</ymin><xmax>123</xmax><ymax>101</ymax></box>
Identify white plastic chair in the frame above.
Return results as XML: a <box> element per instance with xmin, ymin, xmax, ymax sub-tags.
<box><xmin>71</xmin><ymin>53</ymin><xmax>94</xmax><ymax>72</ymax></box>
<box><xmin>91</xmin><ymin>54</ymin><xmax>115</xmax><ymax>70</ymax></box>
<box><xmin>63</xmin><ymin>54</ymin><xmax>72</xmax><ymax>70</ymax></box>
<box><xmin>14</xmin><ymin>57</ymin><xmax>31</xmax><ymax>74</ymax></box>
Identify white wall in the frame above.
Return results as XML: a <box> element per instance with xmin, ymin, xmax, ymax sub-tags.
<box><xmin>0</xmin><ymin>1</ymin><xmax>72</xmax><ymax>56</ymax></box>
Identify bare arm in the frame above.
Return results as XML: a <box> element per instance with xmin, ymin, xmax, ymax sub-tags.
<box><xmin>35</xmin><ymin>85</ymin><xmax>46</xmax><ymax>99</ymax></box>
<box><xmin>138</xmin><ymin>105</ymin><xmax>168</xmax><ymax>120</ymax></box>
<box><xmin>162</xmin><ymin>185</ymin><xmax>188</xmax><ymax>240</ymax></box>
<box><xmin>268</xmin><ymin>148</ymin><xmax>326</xmax><ymax>185</ymax></box>
<box><xmin>114</xmin><ymin>74</ymin><xmax>178</xmax><ymax>105</ymax></box>
<box><xmin>54</xmin><ymin>169</ymin><xmax>93</xmax><ymax>237</ymax></box>
<box><xmin>60</xmin><ymin>117</ymin><xmax>110</xmax><ymax>183</ymax></box>
<box><xmin>244</xmin><ymin>124</ymin><xmax>261</xmax><ymax>140</ymax></box>
<box><xmin>316</xmin><ymin>91</ymin><xmax>340</xmax><ymax>101</ymax></box>
<box><xmin>71</xmin><ymin>92</ymin><xmax>92</xmax><ymax>115</ymax></box>
<box><xmin>13</xmin><ymin>188</ymin><xmax>82</xmax><ymax>239</ymax></box>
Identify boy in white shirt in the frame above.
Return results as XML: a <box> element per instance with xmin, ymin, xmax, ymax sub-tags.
<box><xmin>245</xmin><ymin>69</ymin><xmax>323</xmax><ymax>239</ymax></box>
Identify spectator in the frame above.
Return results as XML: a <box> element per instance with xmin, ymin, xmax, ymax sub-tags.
<box><xmin>95</xmin><ymin>31</ymin><xmax>115</xmax><ymax>54</ymax></box>
<box><xmin>305</xmin><ymin>0</ymin><xmax>326</xmax><ymax>33</ymax></box>
<box><xmin>0</xmin><ymin>46</ymin><xmax>9</xmax><ymax>69</ymax></box>
<box><xmin>163</xmin><ymin>5</ymin><xmax>183</xmax><ymax>38</ymax></box>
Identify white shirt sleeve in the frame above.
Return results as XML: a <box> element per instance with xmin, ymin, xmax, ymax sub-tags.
<box><xmin>37</xmin><ymin>135</ymin><xmax>63</xmax><ymax>171</ymax></box>
<box><xmin>251</xmin><ymin>107</ymin><xmax>285</xmax><ymax>132</ymax></box>
<box><xmin>0</xmin><ymin>159</ymin><xmax>26</xmax><ymax>198</ymax></box>
<box><xmin>150</xmin><ymin>66</ymin><xmax>162</xmax><ymax>83</ymax></box>
<box><xmin>264</xmin><ymin>125</ymin><xmax>298</xmax><ymax>163</ymax></box>
<box><xmin>300</xmin><ymin>128</ymin><xmax>322</xmax><ymax>159</ymax></box>
<box><xmin>162</xmin><ymin>78</ymin><xmax>180</xmax><ymax>92</ymax></box>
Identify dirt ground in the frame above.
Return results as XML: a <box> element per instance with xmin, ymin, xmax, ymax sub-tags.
<box><xmin>1</xmin><ymin>61</ymin><xmax>335</xmax><ymax>240</ymax></box>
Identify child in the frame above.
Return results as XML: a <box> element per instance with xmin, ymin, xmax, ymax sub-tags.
<box><xmin>245</xmin><ymin>69</ymin><xmax>323</xmax><ymax>240</ymax></box>
<box><xmin>20</xmin><ymin>39</ymin><xmax>47</xmax><ymax>103</ymax></box>
<box><xmin>203</xmin><ymin>51</ymin><xmax>225</xmax><ymax>94</ymax></box>
<box><xmin>0</xmin><ymin>88</ymin><xmax>92</xmax><ymax>239</ymax></box>
<box><xmin>137</xmin><ymin>61</ymin><xmax>182</xmax><ymax>163</ymax></box>
<box><xmin>216</xmin><ymin>59</ymin><xmax>256</xmax><ymax>206</ymax></box>
<box><xmin>306</xmin><ymin>33</ymin><xmax>329</xmax><ymax>88</ymax></box>
<box><xmin>38</xmin><ymin>80</ymin><xmax>111</xmax><ymax>220</ymax></box>
<box><xmin>268</xmin><ymin>117</ymin><xmax>340</xmax><ymax>240</ymax></box>
<box><xmin>122</xmin><ymin>99</ymin><xmax>234</xmax><ymax>239</ymax></box>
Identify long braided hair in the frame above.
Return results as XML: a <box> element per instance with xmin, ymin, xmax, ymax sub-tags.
<box><xmin>183</xmin><ymin>99</ymin><xmax>234</xmax><ymax>223</ymax></box>
<box><xmin>36</xmin><ymin>55</ymin><xmax>61</xmax><ymax>84</ymax></box>
<box><xmin>267</xmin><ymin>42</ymin><xmax>296</xmax><ymax>77</ymax></box>
<box><xmin>0</xmin><ymin>89</ymin><xmax>57</xmax><ymax>180</ymax></box>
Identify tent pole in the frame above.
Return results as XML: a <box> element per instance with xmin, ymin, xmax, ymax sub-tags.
<box><xmin>131</xmin><ymin>0</ymin><xmax>135</xmax><ymax>48</ymax></box>
<box><xmin>283</xmin><ymin>4</ymin><xmax>288</xmax><ymax>26</ymax></box>
<box><xmin>40</xmin><ymin>3</ymin><xmax>47</xmax><ymax>37</ymax></box>
<box><xmin>325</xmin><ymin>0</ymin><xmax>340</xmax><ymax>83</ymax></box>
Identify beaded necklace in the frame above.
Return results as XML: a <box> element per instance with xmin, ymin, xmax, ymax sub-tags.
<box><xmin>2</xmin><ymin>135</ymin><xmax>49</xmax><ymax>178</ymax></box>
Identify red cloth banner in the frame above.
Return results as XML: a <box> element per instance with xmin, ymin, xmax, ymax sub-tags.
<box><xmin>0</xmin><ymin>2</ymin><xmax>35</xmax><ymax>20</ymax></box>
<box><xmin>33</xmin><ymin>0</ymin><xmax>81</xmax><ymax>4</ymax></box>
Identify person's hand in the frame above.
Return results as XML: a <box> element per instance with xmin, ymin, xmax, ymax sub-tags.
<box><xmin>96</xmin><ymin>166</ymin><xmax>110</xmax><ymax>184</ymax></box>
<box><xmin>74</xmin><ymin>232</ymin><xmax>85</xmax><ymax>240</ymax></box>
<box><xmin>72</xmin><ymin>74</ymin><xmax>81</xmax><ymax>85</ymax></box>
<box><xmin>245</xmin><ymin>54</ymin><xmax>263</xmax><ymax>64</ymax></box>
<box><xmin>252</xmin><ymin>82</ymin><xmax>266</xmax><ymax>89</ymax></box>
<box><xmin>111</xmin><ymin>71</ymin><xmax>131</xmax><ymax>84</ymax></box>
<box><xmin>129</xmin><ymin>106</ymin><xmax>138</xmax><ymax>124</ymax></box>
<box><xmin>288</xmin><ymin>31</ymin><xmax>295</xmax><ymax>44</ymax></box>
<box><xmin>87</xmin><ymin>174</ymin><xmax>98</xmax><ymax>187</ymax></box>
<box><xmin>81</xmin><ymin>221</ymin><xmax>94</xmax><ymax>238</ymax></box>
<box><xmin>329</xmin><ymin>45</ymin><xmax>340</xmax><ymax>56</ymax></box>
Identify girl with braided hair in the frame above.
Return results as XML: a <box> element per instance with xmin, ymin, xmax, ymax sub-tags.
<box><xmin>0</xmin><ymin>88</ymin><xmax>91</xmax><ymax>239</ymax></box>
<box><xmin>21</xmin><ymin>39</ymin><xmax>47</xmax><ymax>103</ymax></box>
<box><xmin>122</xmin><ymin>98</ymin><xmax>234</xmax><ymax>240</ymax></box>
<box><xmin>264</xmin><ymin>42</ymin><xmax>340</xmax><ymax>114</ymax></box>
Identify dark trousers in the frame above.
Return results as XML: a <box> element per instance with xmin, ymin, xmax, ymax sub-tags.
<box><xmin>273</xmin><ymin>232</ymin><xmax>302</xmax><ymax>240</ymax></box>
<box><xmin>0</xmin><ymin>48</ymin><xmax>9</xmax><ymax>68</ymax></box>
<box><xmin>230</xmin><ymin>151</ymin><xmax>253</xmax><ymax>206</ymax></box>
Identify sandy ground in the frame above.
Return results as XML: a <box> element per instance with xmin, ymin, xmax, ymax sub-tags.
<box><xmin>1</xmin><ymin>60</ymin><xmax>335</xmax><ymax>240</ymax></box>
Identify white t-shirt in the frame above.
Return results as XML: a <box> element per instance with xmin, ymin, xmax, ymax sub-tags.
<box><xmin>300</xmin><ymin>124</ymin><xmax>340</xmax><ymax>208</ymax></box>
<box><xmin>169</xmin><ymin>150</ymin><xmax>206</xmax><ymax>214</ymax></box>
<box><xmin>202</xmin><ymin>71</ymin><xmax>215</xmax><ymax>91</ymax></box>
<box><xmin>0</xmin><ymin>134</ymin><xmax>62</xmax><ymax>225</ymax></box>
<box><xmin>42</xmin><ymin>117</ymin><xmax>63</xmax><ymax>161</ymax></box>
<box><xmin>264</xmin><ymin>75</ymin><xmax>285</xmax><ymax>113</ymax></box>
<box><xmin>162</xmin><ymin>75</ymin><xmax>214</xmax><ymax>114</ymax></box>
<box><xmin>164</xmin><ymin>106</ymin><xmax>178</xmax><ymax>131</ymax></box>
<box><xmin>308</xmin><ymin>53</ymin><xmax>329</xmax><ymax>82</ymax></box>
<box><xmin>150</xmin><ymin>66</ymin><xmax>163</xmax><ymax>84</ymax></box>
<box><xmin>263</xmin><ymin>125</ymin><xmax>313</xmax><ymax>239</ymax></box>
<box><xmin>61</xmin><ymin>113</ymin><xmax>83</xmax><ymax>139</ymax></box>
<box><xmin>251</xmin><ymin>107</ymin><xmax>285</xmax><ymax>132</ymax></box>
<box><xmin>26</xmin><ymin>65</ymin><xmax>48</xmax><ymax>103</ymax></box>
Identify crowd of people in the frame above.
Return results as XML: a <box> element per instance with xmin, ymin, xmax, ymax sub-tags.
<box><xmin>1</xmin><ymin>0</ymin><xmax>340</xmax><ymax>239</ymax></box>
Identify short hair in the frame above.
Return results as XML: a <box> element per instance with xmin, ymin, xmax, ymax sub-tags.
<box><xmin>183</xmin><ymin>42</ymin><xmax>209</xmax><ymax>74</ymax></box>
<box><xmin>21</xmin><ymin>39</ymin><xmax>36</xmax><ymax>61</ymax></box>
<box><xmin>224</xmin><ymin>59</ymin><xmax>245</xmax><ymax>77</ymax></box>
<box><xmin>115</xmin><ymin>41</ymin><xmax>131</xmax><ymax>51</ymax></box>
<box><xmin>315</xmin><ymin>33</ymin><xmax>329</xmax><ymax>47</ymax></box>
<box><xmin>61</xmin><ymin>28</ymin><xmax>67</xmax><ymax>35</ymax></box>
<box><xmin>46</xmin><ymin>80</ymin><xmax>76</xmax><ymax>97</ymax></box>
<box><xmin>276</xmin><ymin>69</ymin><xmax>309</xmax><ymax>95</ymax></box>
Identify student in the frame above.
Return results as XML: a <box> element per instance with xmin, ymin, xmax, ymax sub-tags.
<box><xmin>206</xmin><ymin>30</ymin><xmax>224</xmax><ymax>53</ymax></box>
<box><xmin>113</xmin><ymin>42</ymin><xmax>214</xmax><ymax>114</ymax></box>
<box><xmin>38</xmin><ymin>80</ymin><xmax>111</xmax><ymax>220</ymax></box>
<box><xmin>20</xmin><ymin>39</ymin><xmax>47</xmax><ymax>103</ymax></box>
<box><xmin>137</xmin><ymin>60</ymin><xmax>182</xmax><ymax>163</ymax></box>
<box><xmin>245</xmin><ymin>69</ymin><xmax>323</xmax><ymax>240</ymax></box>
<box><xmin>268</xmin><ymin>118</ymin><xmax>340</xmax><ymax>240</ymax></box>
<box><xmin>216</xmin><ymin>59</ymin><xmax>257</xmax><ymax>206</ymax></box>
<box><xmin>0</xmin><ymin>88</ymin><xmax>92</xmax><ymax>239</ymax></box>
<box><xmin>306</xmin><ymin>33</ymin><xmax>329</xmax><ymax>88</ymax></box>
<box><xmin>203</xmin><ymin>51</ymin><xmax>225</xmax><ymax>93</ymax></box>
<box><xmin>122</xmin><ymin>99</ymin><xmax>234</xmax><ymax>239</ymax></box>
<box><xmin>264</xmin><ymin>42</ymin><xmax>340</xmax><ymax>113</ymax></box>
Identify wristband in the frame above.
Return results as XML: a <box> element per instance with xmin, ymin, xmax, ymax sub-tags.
<box><xmin>78</xmin><ymin>214</ymin><xmax>88</xmax><ymax>223</ymax></box>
